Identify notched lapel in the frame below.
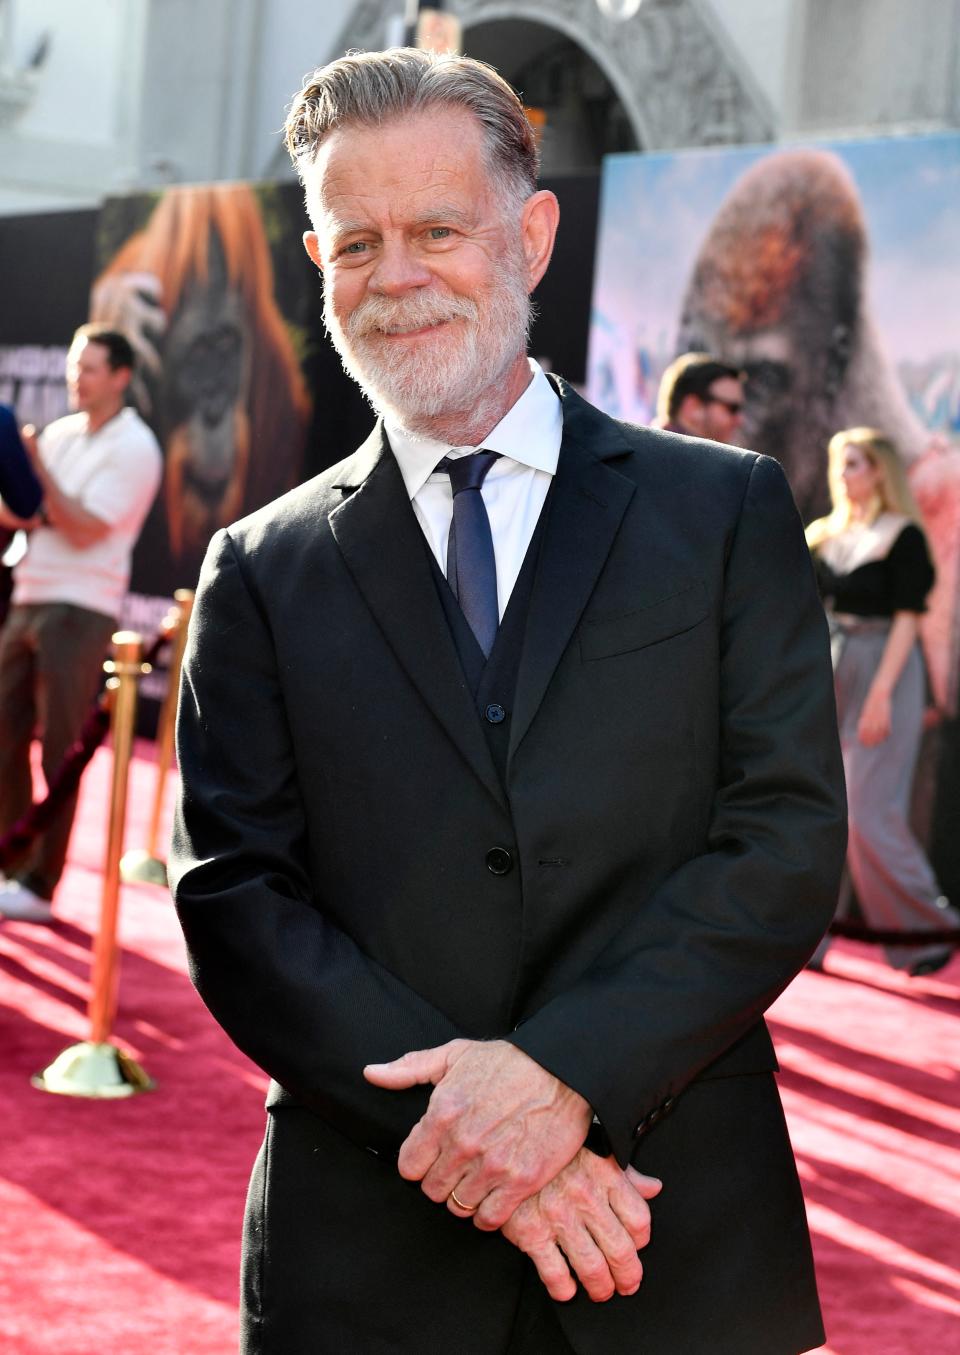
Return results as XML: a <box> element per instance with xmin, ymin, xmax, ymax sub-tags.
<box><xmin>329</xmin><ymin>427</ymin><xmax>507</xmax><ymax>812</ymax></box>
<box><xmin>509</xmin><ymin>388</ymin><xmax>636</xmax><ymax>764</ymax></box>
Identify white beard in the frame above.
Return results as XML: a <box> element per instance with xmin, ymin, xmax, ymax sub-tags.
<box><xmin>323</xmin><ymin>258</ymin><xmax>532</xmax><ymax>438</ymax></box>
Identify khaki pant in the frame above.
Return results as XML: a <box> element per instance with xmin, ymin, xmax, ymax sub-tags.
<box><xmin>0</xmin><ymin>602</ymin><xmax>116</xmax><ymax>900</ymax></box>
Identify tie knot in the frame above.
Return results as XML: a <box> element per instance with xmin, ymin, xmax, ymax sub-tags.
<box><xmin>437</xmin><ymin>450</ymin><xmax>500</xmax><ymax>495</ymax></box>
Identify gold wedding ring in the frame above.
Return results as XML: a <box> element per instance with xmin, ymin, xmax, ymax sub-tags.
<box><xmin>450</xmin><ymin>1189</ymin><xmax>478</xmax><ymax>1213</ymax></box>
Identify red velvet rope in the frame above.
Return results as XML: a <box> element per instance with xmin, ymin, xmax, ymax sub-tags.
<box><xmin>828</xmin><ymin>918</ymin><xmax>960</xmax><ymax>946</ymax></box>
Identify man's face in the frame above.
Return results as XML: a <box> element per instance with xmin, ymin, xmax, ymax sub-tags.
<box><xmin>679</xmin><ymin>318</ymin><xmax>840</xmax><ymax>520</ymax></box>
<box><xmin>66</xmin><ymin>337</ymin><xmax>128</xmax><ymax>416</ymax></box>
<box><xmin>696</xmin><ymin>375</ymin><xmax>745</xmax><ymax>445</ymax></box>
<box><xmin>300</xmin><ymin>108</ymin><xmax>535</xmax><ymax>429</ymax></box>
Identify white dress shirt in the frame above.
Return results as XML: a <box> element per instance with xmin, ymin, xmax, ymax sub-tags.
<box><xmin>386</xmin><ymin>360</ymin><xmax>562</xmax><ymax>619</ymax></box>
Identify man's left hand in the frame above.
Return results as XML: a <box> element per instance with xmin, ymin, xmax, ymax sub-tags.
<box><xmin>364</xmin><ymin>1039</ymin><xmax>592</xmax><ymax>1229</ymax></box>
<box><xmin>20</xmin><ymin>425</ymin><xmax>45</xmax><ymax>477</ymax></box>
<box><xmin>501</xmin><ymin>1150</ymin><xmax>662</xmax><ymax>1302</ymax></box>
<box><xmin>20</xmin><ymin>426</ymin><xmax>51</xmax><ymax>498</ymax></box>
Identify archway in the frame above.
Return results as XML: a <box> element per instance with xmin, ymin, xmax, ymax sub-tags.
<box><xmin>463</xmin><ymin>18</ymin><xmax>640</xmax><ymax>173</ymax></box>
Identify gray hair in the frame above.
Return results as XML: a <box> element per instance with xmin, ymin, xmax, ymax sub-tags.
<box><xmin>284</xmin><ymin>47</ymin><xmax>539</xmax><ymax>218</ymax></box>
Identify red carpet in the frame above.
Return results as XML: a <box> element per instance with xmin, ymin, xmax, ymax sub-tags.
<box><xmin>1</xmin><ymin>741</ymin><xmax>958</xmax><ymax>1354</ymax></box>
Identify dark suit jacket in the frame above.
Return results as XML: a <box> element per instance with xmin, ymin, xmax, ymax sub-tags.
<box><xmin>171</xmin><ymin>379</ymin><xmax>846</xmax><ymax>1355</ymax></box>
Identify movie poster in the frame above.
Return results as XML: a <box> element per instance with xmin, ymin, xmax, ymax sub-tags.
<box><xmin>92</xmin><ymin>183</ymin><xmax>318</xmax><ymax>596</ymax></box>
<box><xmin>87</xmin><ymin>181</ymin><xmax>343</xmax><ymax>710</ymax></box>
<box><xmin>588</xmin><ymin>133</ymin><xmax>960</xmax><ymax>887</ymax></box>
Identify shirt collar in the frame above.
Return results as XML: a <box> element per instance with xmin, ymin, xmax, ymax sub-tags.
<box><xmin>386</xmin><ymin>359</ymin><xmax>562</xmax><ymax>501</ymax></box>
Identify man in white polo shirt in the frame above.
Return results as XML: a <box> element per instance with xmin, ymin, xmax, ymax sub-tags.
<box><xmin>0</xmin><ymin>324</ymin><xmax>162</xmax><ymax>923</ymax></box>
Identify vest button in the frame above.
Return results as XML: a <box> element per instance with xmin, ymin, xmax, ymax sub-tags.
<box><xmin>484</xmin><ymin>703</ymin><xmax>506</xmax><ymax>724</ymax></box>
<box><xmin>485</xmin><ymin>847</ymin><xmax>514</xmax><ymax>876</ymax></box>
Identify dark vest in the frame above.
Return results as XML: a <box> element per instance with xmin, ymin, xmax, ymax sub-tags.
<box><xmin>426</xmin><ymin>492</ymin><xmax>552</xmax><ymax>788</ymax></box>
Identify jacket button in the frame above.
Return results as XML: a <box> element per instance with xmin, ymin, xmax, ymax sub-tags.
<box><xmin>486</xmin><ymin>847</ymin><xmax>514</xmax><ymax>876</ymax></box>
<box><xmin>484</xmin><ymin>703</ymin><xmax>506</xmax><ymax>724</ymax></box>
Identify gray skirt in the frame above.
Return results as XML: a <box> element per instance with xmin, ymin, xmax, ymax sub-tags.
<box><xmin>827</xmin><ymin>615</ymin><xmax>955</xmax><ymax>969</ymax></box>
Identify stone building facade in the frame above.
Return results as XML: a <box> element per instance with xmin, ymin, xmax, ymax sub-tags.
<box><xmin>1</xmin><ymin>0</ymin><xmax>958</xmax><ymax>214</ymax></box>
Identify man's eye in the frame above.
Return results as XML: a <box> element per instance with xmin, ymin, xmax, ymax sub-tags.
<box><xmin>343</xmin><ymin>241</ymin><xmax>368</xmax><ymax>255</ymax></box>
<box><xmin>428</xmin><ymin>227</ymin><xmax>452</xmax><ymax>240</ymax></box>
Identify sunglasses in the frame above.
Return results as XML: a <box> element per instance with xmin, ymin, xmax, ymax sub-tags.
<box><xmin>704</xmin><ymin>395</ymin><xmax>744</xmax><ymax>416</ymax></box>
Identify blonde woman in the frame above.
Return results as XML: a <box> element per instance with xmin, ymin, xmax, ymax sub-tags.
<box><xmin>807</xmin><ymin>428</ymin><xmax>956</xmax><ymax>976</ymax></box>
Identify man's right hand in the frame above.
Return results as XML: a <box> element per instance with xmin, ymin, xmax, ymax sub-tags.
<box><xmin>500</xmin><ymin>1149</ymin><xmax>662</xmax><ymax>1303</ymax></box>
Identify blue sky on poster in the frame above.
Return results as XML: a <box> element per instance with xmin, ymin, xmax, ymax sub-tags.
<box><xmin>587</xmin><ymin>133</ymin><xmax>960</xmax><ymax>426</ymax></box>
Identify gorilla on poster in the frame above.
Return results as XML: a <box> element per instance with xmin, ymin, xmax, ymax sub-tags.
<box><xmin>587</xmin><ymin>134</ymin><xmax>960</xmax><ymax>890</ymax></box>
<box><xmin>588</xmin><ymin>135</ymin><xmax>960</xmax><ymax>715</ymax></box>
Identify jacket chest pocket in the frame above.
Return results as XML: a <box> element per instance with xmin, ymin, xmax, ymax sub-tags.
<box><xmin>579</xmin><ymin>579</ymin><xmax>708</xmax><ymax>660</ymax></box>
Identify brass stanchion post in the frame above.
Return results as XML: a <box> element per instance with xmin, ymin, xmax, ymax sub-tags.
<box><xmin>121</xmin><ymin>589</ymin><xmax>194</xmax><ymax>886</ymax></box>
<box><xmin>33</xmin><ymin>632</ymin><xmax>156</xmax><ymax>1098</ymax></box>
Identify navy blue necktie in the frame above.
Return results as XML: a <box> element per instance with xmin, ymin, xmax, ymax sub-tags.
<box><xmin>437</xmin><ymin>451</ymin><xmax>500</xmax><ymax>657</ymax></box>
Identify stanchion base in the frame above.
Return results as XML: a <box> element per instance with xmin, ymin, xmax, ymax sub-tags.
<box><xmin>31</xmin><ymin>1041</ymin><xmax>155</xmax><ymax>1098</ymax></box>
<box><xmin>119</xmin><ymin>849</ymin><xmax>168</xmax><ymax>887</ymax></box>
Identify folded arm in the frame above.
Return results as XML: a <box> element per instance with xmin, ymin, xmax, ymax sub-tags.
<box><xmin>372</xmin><ymin>455</ymin><xmax>845</xmax><ymax>1183</ymax></box>
<box><xmin>508</xmin><ymin>454</ymin><xmax>847</xmax><ymax>1163</ymax></box>
<box><xmin>174</xmin><ymin>528</ymin><xmax>662</xmax><ymax>1298</ymax></box>
<box><xmin>171</xmin><ymin>528</ymin><xmax>461</xmax><ymax>1152</ymax></box>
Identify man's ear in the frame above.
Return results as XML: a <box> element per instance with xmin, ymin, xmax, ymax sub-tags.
<box><xmin>676</xmin><ymin>395</ymin><xmax>703</xmax><ymax>433</ymax></box>
<box><xmin>519</xmin><ymin>190</ymin><xmax>559</xmax><ymax>293</ymax></box>
<box><xmin>303</xmin><ymin>231</ymin><xmax>324</xmax><ymax>272</ymax></box>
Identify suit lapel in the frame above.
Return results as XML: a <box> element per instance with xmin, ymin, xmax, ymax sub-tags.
<box><xmin>508</xmin><ymin>383</ymin><xmax>637</xmax><ymax>764</ymax></box>
<box><xmin>329</xmin><ymin>424</ymin><xmax>507</xmax><ymax>811</ymax></box>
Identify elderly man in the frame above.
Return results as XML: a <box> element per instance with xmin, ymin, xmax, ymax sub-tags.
<box><xmin>655</xmin><ymin>352</ymin><xmax>746</xmax><ymax>444</ymax></box>
<box><xmin>171</xmin><ymin>49</ymin><xmax>845</xmax><ymax>1355</ymax></box>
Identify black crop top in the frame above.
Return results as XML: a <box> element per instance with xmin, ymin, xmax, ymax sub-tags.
<box><xmin>813</xmin><ymin>523</ymin><xmax>934</xmax><ymax>617</ymax></box>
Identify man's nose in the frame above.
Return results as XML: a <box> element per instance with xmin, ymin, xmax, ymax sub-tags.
<box><xmin>368</xmin><ymin>240</ymin><xmax>431</xmax><ymax>296</ymax></box>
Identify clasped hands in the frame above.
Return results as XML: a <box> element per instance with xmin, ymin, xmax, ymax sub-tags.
<box><xmin>364</xmin><ymin>1039</ymin><xmax>661</xmax><ymax>1302</ymax></box>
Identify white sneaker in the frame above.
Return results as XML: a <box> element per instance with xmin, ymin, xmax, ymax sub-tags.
<box><xmin>0</xmin><ymin>880</ymin><xmax>54</xmax><ymax>923</ymax></box>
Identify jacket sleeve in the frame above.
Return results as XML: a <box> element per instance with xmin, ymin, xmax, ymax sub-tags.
<box><xmin>170</xmin><ymin>528</ymin><xmax>460</xmax><ymax>1154</ymax></box>
<box><xmin>508</xmin><ymin>454</ymin><xmax>847</xmax><ymax>1165</ymax></box>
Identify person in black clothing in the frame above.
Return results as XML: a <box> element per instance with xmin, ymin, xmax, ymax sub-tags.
<box><xmin>807</xmin><ymin>427</ymin><xmax>957</xmax><ymax>976</ymax></box>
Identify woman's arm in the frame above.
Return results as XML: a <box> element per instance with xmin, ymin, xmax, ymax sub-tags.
<box><xmin>857</xmin><ymin>611</ymin><xmax>920</xmax><ymax>746</ymax></box>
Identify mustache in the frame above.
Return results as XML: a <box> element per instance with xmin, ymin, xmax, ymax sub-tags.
<box><xmin>343</xmin><ymin>291</ymin><xmax>478</xmax><ymax>339</ymax></box>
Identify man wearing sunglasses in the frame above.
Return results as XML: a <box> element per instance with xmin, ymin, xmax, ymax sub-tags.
<box><xmin>656</xmin><ymin>352</ymin><xmax>746</xmax><ymax>445</ymax></box>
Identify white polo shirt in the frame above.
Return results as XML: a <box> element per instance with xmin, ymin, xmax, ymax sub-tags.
<box><xmin>13</xmin><ymin>407</ymin><xmax>162</xmax><ymax>620</ymax></box>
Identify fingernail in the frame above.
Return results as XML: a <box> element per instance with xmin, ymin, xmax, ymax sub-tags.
<box><xmin>628</xmin><ymin>1168</ymin><xmax>662</xmax><ymax>1186</ymax></box>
